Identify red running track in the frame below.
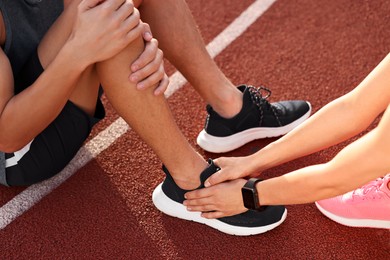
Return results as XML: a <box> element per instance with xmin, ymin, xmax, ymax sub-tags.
<box><xmin>1</xmin><ymin>0</ymin><xmax>389</xmax><ymax>259</ymax></box>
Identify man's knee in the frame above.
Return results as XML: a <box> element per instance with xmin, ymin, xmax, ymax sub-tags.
<box><xmin>63</xmin><ymin>0</ymin><xmax>82</xmax><ymax>9</ymax></box>
<box><xmin>65</xmin><ymin>0</ymin><xmax>142</xmax><ymax>9</ymax></box>
<box><xmin>133</xmin><ymin>0</ymin><xmax>143</xmax><ymax>8</ymax></box>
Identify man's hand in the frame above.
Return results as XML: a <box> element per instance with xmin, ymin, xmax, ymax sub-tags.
<box><xmin>72</xmin><ymin>0</ymin><xmax>168</xmax><ymax>94</ymax></box>
<box><xmin>130</xmin><ymin>37</ymin><xmax>169</xmax><ymax>95</ymax></box>
<box><xmin>183</xmin><ymin>179</ymin><xmax>248</xmax><ymax>218</ymax></box>
<box><xmin>70</xmin><ymin>0</ymin><xmax>144</xmax><ymax>66</ymax></box>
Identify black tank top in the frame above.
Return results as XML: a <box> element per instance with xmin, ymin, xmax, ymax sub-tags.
<box><xmin>0</xmin><ymin>0</ymin><xmax>63</xmax><ymax>75</ymax></box>
<box><xmin>0</xmin><ymin>0</ymin><xmax>63</xmax><ymax>183</ymax></box>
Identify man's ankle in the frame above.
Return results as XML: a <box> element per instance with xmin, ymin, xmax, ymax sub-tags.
<box><xmin>174</xmin><ymin>178</ymin><xmax>201</xmax><ymax>190</ymax></box>
<box><xmin>211</xmin><ymin>87</ymin><xmax>243</xmax><ymax>118</ymax></box>
<box><xmin>168</xmin><ymin>159</ymin><xmax>209</xmax><ymax>190</ymax></box>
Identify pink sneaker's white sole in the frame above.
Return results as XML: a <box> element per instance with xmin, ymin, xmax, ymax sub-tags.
<box><xmin>197</xmin><ymin>103</ymin><xmax>312</xmax><ymax>153</ymax></box>
<box><xmin>315</xmin><ymin>202</ymin><xmax>390</xmax><ymax>229</ymax></box>
<box><xmin>152</xmin><ymin>183</ymin><xmax>287</xmax><ymax>236</ymax></box>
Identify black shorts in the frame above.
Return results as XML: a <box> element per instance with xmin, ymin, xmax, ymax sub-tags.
<box><xmin>3</xmin><ymin>50</ymin><xmax>105</xmax><ymax>186</ymax></box>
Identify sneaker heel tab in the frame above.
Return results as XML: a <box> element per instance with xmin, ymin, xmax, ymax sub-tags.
<box><xmin>199</xmin><ymin>159</ymin><xmax>219</xmax><ymax>185</ymax></box>
<box><xmin>161</xmin><ymin>164</ymin><xmax>173</xmax><ymax>178</ymax></box>
<box><xmin>207</xmin><ymin>158</ymin><xmax>221</xmax><ymax>172</ymax></box>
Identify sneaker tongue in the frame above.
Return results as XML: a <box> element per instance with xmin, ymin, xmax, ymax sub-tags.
<box><xmin>242</xmin><ymin>85</ymin><xmax>253</xmax><ymax>103</ymax></box>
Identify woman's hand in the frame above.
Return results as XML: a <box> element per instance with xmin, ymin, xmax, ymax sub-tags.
<box><xmin>184</xmin><ymin>179</ymin><xmax>248</xmax><ymax>218</ymax></box>
<box><xmin>204</xmin><ymin>156</ymin><xmax>260</xmax><ymax>187</ymax></box>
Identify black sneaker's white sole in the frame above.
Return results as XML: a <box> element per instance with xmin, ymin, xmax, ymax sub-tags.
<box><xmin>197</xmin><ymin>102</ymin><xmax>312</xmax><ymax>153</ymax></box>
<box><xmin>315</xmin><ymin>202</ymin><xmax>390</xmax><ymax>229</ymax></box>
<box><xmin>152</xmin><ymin>183</ymin><xmax>287</xmax><ymax>236</ymax></box>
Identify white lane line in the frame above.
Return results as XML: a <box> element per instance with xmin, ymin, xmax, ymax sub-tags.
<box><xmin>0</xmin><ymin>0</ymin><xmax>277</xmax><ymax>230</ymax></box>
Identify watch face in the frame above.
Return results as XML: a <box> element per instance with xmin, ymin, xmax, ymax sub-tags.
<box><xmin>242</xmin><ymin>187</ymin><xmax>256</xmax><ymax>209</ymax></box>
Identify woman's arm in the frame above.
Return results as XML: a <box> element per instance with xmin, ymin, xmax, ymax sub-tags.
<box><xmin>184</xmin><ymin>104</ymin><xmax>390</xmax><ymax>218</ymax></box>
<box><xmin>184</xmin><ymin>53</ymin><xmax>390</xmax><ymax>218</ymax></box>
<box><xmin>205</xmin><ymin>53</ymin><xmax>390</xmax><ymax>186</ymax></box>
<box><xmin>258</xmin><ymin>102</ymin><xmax>390</xmax><ymax>205</ymax></box>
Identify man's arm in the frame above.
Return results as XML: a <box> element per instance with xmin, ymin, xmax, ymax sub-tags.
<box><xmin>0</xmin><ymin>42</ymin><xmax>88</xmax><ymax>152</ymax></box>
<box><xmin>0</xmin><ymin>0</ymin><xmax>141</xmax><ymax>152</ymax></box>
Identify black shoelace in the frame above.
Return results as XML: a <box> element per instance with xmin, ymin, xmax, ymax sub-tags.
<box><xmin>247</xmin><ymin>86</ymin><xmax>282</xmax><ymax>127</ymax></box>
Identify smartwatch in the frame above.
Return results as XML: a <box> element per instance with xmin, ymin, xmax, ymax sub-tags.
<box><xmin>241</xmin><ymin>178</ymin><xmax>265</xmax><ymax>211</ymax></box>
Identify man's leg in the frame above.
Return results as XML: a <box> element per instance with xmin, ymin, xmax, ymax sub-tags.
<box><xmin>96</xmin><ymin>37</ymin><xmax>208</xmax><ymax>189</ymax></box>
<box><xmin>39</xmin><ymin>0</ymin><xmax>207</xmax><ymax>189</ymax></box>
<box><xmin>34</xmin><ymin>1</ymin><xmax>287</xmax><ymax>236</ymax></box>
<box><xmin>92</xmin><ymin>0</ymin><xmax>291</xmax><ymax>236</ymax></box>
<box><xmin>95</xmin><ymin>34</ymin><xmax>288</xmax><ymax>236</ymax></box>
<box><xmin>136</xmin><ymin>0</ymin><xmax>242</xmax><ymax>118</ymax></box>
<box><xmin>136</xmin><ymin>0</ymin><xmax>312</xmax><ymax>154</ymax></box>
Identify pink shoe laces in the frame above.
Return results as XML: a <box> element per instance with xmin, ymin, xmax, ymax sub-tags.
<box><xmin>351</xmin><ymin>175</ymin><xmax>390</xmax><ymax>201</ymax></box>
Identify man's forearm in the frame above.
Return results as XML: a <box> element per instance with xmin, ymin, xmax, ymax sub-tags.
<box><xmin>0</xmin><ymin>42</ymin><xmax>87</xmax><ymax>151</ymax></box>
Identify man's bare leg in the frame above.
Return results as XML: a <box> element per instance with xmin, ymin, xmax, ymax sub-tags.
<box><xmin>38</xmin><ymin>0</ymin><xmax>207</xmax><ymax>189</ymax></box>
<box><xmin>136</xmin><ymin>0</ymin><xmax>243</xmax><ymax>119</ymax></box>
<box><xmin>96</xmin><ymin>36</ymin><xmax>208</xmax><ymax>189</ymax></box>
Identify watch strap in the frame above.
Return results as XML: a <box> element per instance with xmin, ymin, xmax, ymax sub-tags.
<box><xmin>242</xmin><ymin>178</ymin><xmax>264</xmax><ymax>211</ymax></box>
<box><xmin>243</xmin><ymin>178</ymin><xmax>263</xmax><ymax>189</ymax></box>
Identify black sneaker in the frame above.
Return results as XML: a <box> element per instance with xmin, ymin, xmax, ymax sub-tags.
<box><xmin>197</xmin><ymin>85</ymin><xmax>311</xmax><ymax>153</ymax></box>
<box><xmin>152</xmin><ymin>159</ymin><xmax>287</xmax><ymax>236</ymax></box>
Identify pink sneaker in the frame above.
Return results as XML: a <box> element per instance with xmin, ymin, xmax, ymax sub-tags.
<box><xmin>315</xmin><ymin>174</ymin><xmax>390</xmax><ymax>229</ymax></box>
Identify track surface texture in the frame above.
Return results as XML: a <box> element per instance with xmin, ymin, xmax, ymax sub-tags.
<box><xmin>1</xmin><ymin>0</ymin><xmax>390</xmax><ymax>259</ymax></box>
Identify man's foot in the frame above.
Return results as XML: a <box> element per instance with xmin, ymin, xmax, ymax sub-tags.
<box><xmin>152</xmin><ymin>159</ymin><xmax>287</xmax><ymax>236</ymax></box>
<box><xmin>315</xmin><ymin>174</ymin><xmax>390</xmax><ymax>229</ymax></box>
<box><xmin>197</xmin><ymin>85</ymin><xmax>311</xmax><ymax>153</ymax></box>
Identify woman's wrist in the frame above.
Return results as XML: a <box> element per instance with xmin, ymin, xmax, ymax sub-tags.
<box><xmin>251</xmin><ymin>142</ymin><xmax>281</xmax><ymax>173</ymax></box>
